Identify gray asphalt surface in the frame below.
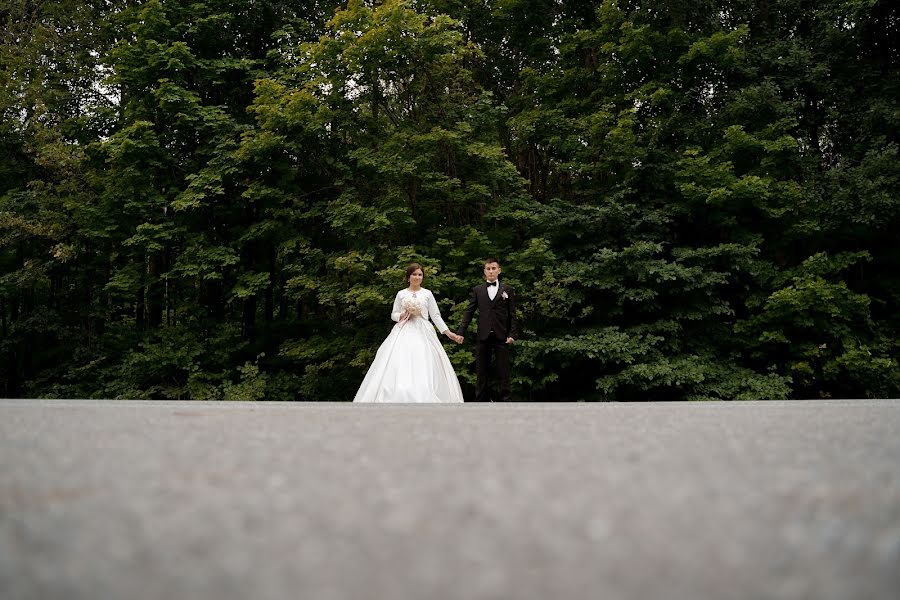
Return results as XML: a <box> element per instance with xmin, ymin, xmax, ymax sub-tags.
<box><xmin>1</xmin><ymin>399</ymin><xmax>898</xmax><ymax>600</ymax></box>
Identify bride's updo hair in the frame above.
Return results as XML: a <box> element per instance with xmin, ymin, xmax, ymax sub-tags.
<box><xmin>405</xmin><ymin>263</ymin><xmax>424</xmax><ymax>283</ymax></box>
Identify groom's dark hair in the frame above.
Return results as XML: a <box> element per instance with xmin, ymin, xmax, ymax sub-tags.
<box><xmin>483</xmin><ymin>257</ymin><xmax>500</xmax><ymax>266</ymax></box>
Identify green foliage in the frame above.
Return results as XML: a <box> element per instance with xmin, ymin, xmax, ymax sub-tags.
<box><xmin>2</xmin><ymin>0</ymin><xmax>898</xmax><ymax>399</ymax></box>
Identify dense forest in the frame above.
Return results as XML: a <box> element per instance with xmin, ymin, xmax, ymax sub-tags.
<box><xmin>1</xmin><ymin>0</ymin><xmax>898</xmax><ymax>400</ymax></box>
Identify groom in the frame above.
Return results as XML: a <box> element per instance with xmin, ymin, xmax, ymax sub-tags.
<box><xmin>456</xmin><ymin>258</ymin><xmax>519</xmax><ymax>402</ymax></box>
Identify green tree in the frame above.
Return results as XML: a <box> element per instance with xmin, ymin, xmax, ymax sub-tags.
<box><xmin>2</xmin><ymin>0</ymin><xmax>897</xmax><ymax>400</ymax></box>
<box><xmin>242</xmin><ymin>0</ymin><xmax>530</xmax><ymax>398</ymax></box>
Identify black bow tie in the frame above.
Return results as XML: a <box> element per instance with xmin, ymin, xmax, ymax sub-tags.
<box><xmin>487</xmin><ymin>281</ymin><xmax>498</xmax><ymax>287</ymax></box>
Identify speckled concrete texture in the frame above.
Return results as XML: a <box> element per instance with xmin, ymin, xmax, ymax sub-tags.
<box><xmin>1</xmin><ymin>399</ymin><xmax>898</xmax><ymax>600</ymax></box>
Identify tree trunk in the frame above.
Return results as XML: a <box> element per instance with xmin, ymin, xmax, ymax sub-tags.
<box><xmin>243</xmin><ymin>296</ymin><xmax>257</xmax><ymax>343</ymax></box>
<box><xmin>147</xmin><ymin>253</ymin><xmax>163</xmax><ymax>328</ymax></box>
<box><xmin>265</xmin><ymin>249</ymin><xmax>275</xmax><ymax>323</ymax></box>
<box><xmin>136</xmin><ymin>259</ymin><xmax>146</xmax><ymax>332</ymax></box>
<box><xmin>6</xmin><ymin>296</ymin><xmax>20</xmax><ymax>397</ymax></box>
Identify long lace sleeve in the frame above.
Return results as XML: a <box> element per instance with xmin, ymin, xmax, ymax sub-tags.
<box><xmin>426</xmin><ymin>290</ymin><xmax>449</xmax><ymax>333</ymax></box>
<box><xmin>391</xmin><ymin>291</ymin><xmax>404</xmax><ymax>322</ymax></box>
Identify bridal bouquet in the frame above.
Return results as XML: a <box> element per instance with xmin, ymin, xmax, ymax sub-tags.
<box><xmin>401</xmin><ymin>296</ymin><xmax>423</xmax><ymax>318</ymax></box>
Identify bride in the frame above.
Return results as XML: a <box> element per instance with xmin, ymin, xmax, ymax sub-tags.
<box><xmin>353</xmin><ymin>263</ymin><xmax>465</xmax><ymax>403</ymax></box>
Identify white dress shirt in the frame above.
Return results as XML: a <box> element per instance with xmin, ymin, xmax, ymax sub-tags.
<box><xmin>486</xmin><ymin>279</ymin><xmax>499</xmax><ymax>301</ymax></box>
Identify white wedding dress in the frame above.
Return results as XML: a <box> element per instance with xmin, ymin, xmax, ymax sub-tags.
<box><xmin>353</xmin><ymin>288</ymin><xmax>464</xmax><ymax>403</ymax></box>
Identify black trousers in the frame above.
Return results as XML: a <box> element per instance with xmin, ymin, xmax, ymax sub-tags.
<box><xmin>475</xmin><ymin>332</ymin><xmax>511</xmax><ymax>402</ymax></box>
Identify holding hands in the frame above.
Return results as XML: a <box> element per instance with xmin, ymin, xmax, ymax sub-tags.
<box><xmin>445</xmin><ymin>331</ymin><xmax>464</xmax><ymax>344</ymax></box>
<box><xmin>440</xmin><ymin>332</ymin><xmax>508</xmax><ymax>344</ymax></box>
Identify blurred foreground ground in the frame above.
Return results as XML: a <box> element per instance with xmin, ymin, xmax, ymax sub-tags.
<box><xmin>1</xmin><ymin>399</ymin><xmax>898</xmax><ymax>600</ymax></box>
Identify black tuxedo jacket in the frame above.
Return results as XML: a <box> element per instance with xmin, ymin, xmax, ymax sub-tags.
<box><xmin>457</xmin><ymin>281</ymin><xmax>519</xmax><ymax>341</ymax></box>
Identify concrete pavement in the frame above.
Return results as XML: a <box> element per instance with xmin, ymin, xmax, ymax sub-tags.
<box><xmin>1</xmin><ymin>399</ymin><xmax>898</xmax><ymax>600</ymax></box>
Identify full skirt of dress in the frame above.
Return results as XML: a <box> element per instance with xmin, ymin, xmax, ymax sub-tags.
<box><xmin>353</xmin><ymin>316</ymin><xmax>464</xmax><ymax>403</ymax></box>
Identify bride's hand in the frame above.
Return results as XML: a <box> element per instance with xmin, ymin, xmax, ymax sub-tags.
<box><xmin>399</xmin><ymin>311</ymin><xmax>410</xmax><ymax>321</ymax></box>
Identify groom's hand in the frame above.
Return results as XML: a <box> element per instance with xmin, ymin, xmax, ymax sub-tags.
<box><xmin>506</xmin><ymin>337</ymin><xmax>514</xmax><ymax>344</ymax></box>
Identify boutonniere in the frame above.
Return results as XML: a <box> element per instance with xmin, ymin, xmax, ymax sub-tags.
<box><xmin>501</xmin><ymin>291</ymin><xmax>509</xmax><ymax>300</ymax></box>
